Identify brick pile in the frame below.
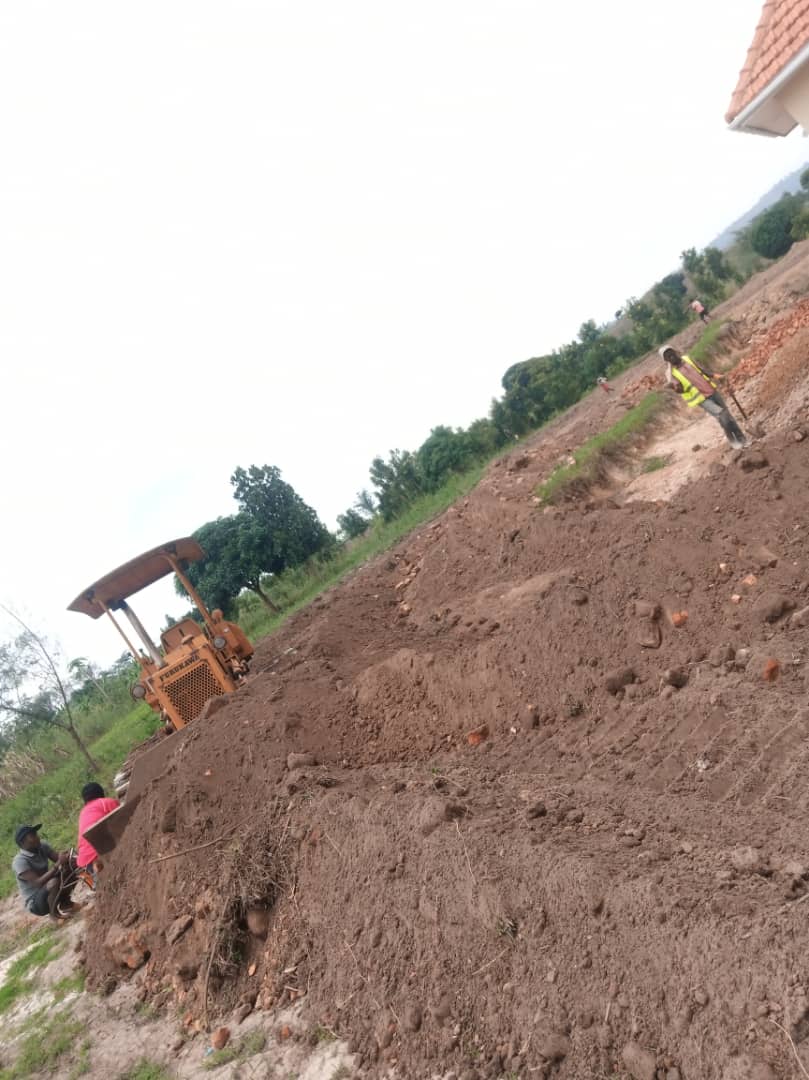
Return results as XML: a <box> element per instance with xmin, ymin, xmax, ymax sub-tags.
<box><xmin>732</xmin><ymin>296</ymin><xmax>809</xmax><ymax>388</ymax></box>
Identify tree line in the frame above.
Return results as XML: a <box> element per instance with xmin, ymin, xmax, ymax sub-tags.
<box><xmin>338</xmin><ymin>256</ymin><xmax>730</xmax><ymax>530</ymax></box>
<box><xmin>339</xmin><ymin>171</ymin><xmax>809</xmax><ymax>530</ymax></box>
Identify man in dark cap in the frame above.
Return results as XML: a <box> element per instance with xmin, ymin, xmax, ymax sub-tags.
<box><xmin>11</xmin><ymin>824</ymin><xmax>77</xmax><ymax>919</ymax></box>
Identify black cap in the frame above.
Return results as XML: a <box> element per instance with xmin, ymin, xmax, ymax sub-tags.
<box><xmin>14</xmin><ymin>824</ymin><xmax>42</xmax><ymax>847</ymax></box>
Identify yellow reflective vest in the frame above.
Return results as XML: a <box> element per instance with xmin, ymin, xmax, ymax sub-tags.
<box><xmin>670</xmin><ymin>355</ymin><xmax>717</xmax><ymax>408</ymax></box>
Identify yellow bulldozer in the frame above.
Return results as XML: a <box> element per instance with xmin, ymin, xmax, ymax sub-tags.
<box><xmin>68</xmin><ymin>537</ymin><xmax>253</xmax><ymax>854</ymax></box>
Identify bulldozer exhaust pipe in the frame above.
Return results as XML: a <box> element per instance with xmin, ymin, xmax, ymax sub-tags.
<box><xmin>118</xmin><ymin>600</ymin><xmax>164</xmax><ymax>667</ymax></box>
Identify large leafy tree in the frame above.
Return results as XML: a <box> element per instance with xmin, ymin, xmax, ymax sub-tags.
<box><xmin>465</xmin><ymin>417</ymin><xmax>502</xmax><ymax>458</ymax></box>
<box><xmin>652</xmin><ymin>272</ymin><xmax>687</xmax><ymax>320</ymax></box>
<box><xmin>369</xmin><ymin>450</ymin><xmax>425</xmax><ymax>521</ymax></box>
<box><xmin>681</xmin><ymin>246</ymin><xmax>737</xmax><ymax>306</ymax></box>
<box><xmin>750</xmin><ymin>202</ymin><xmax>795</xmax><ymax>259</ymax></box>
<box><xmin>178</xmin><ymin>514</ymin><xmax>282</xmax><ymax>613</ymax></box>
<box><xmin>231</xmin><ymin>465</ymin><xmax>332</xmax><ymax>566</ymax></box>
<box><xmin>791</xmin><ymin>203</ymin><xmax>809</xmax><ymax>241</ymax></box>
<box><xmin>179</xmin><ymin>467</ymin><xmax>333</xmax><ymax>612</ymax></box>
<box><xmin>416</xmin><ymin>426</ymin><xmax>474</xmax><ymax>490</ymax></box>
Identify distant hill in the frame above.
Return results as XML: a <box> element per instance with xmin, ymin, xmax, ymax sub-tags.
<box><xmin>710</xmin><ymin>163</ymin><xmax>809</xmax><ymax>249</ymax></box>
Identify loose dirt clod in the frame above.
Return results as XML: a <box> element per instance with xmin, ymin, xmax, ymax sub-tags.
<box><xmin>663</xmin><ymin>667</ymin><xmax>689</xmax><ymax>689</ymax></box>
<box><xmin>104</xmin><ymin>924</ymin><xmax>149</xmax><ymax>970</ymax></box>
<box><xmin>466</xmin><ymin>724</ymin><xmax>489</xmax><ymax>746</ymax></box>
<box><xmin>211</xmin><ymin>1026</ymin><xmax>230</xmax><ymax>1050</ymax></box>
<box><xmin>730</xmin><ymin>846</ymin><xmax>770</xmax><ymax>876</ymax></box>
<box><xmin>166</xmin><ymin>914</ymin><xmax>193</xmax><ymax>945</ymax></box>
<box><xmin>754</xmin><ymin>592</ymin><xmax>795</xmax><ymax>623</ymax></box>
<box><xmin>621</xmin><ymin>1040</ymin><xmax>657</xmax><ymax>1080</ymax></box>
<box><xmin>762</xmin><ymin>658</ymin><xmax>781</xmax><ymax>682</ymax></box>
<box><xmin>245</xmin><ymin>907</ymin><xmax>270</xmax><ymax>939</ymax></box>
<box><xmin>605</xmin><ymin>668</ymin><xmax>635</xmax><ymax>694</ymax></box>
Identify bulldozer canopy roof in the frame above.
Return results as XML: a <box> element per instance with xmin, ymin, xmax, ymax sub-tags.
<box><xmin>68</xmin><ymin>538</ymin><xmax>205</xmax><ymax>618</ymax></box>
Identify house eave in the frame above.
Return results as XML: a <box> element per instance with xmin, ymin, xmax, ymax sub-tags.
<box><xmin>728</xmin><ymin>38</ymin><xmax>809</xmax><ymax>135</ymax></box>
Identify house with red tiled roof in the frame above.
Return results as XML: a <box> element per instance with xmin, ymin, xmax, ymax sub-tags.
<box><xmin>727</xmin><ymin>0</ymin><xmax>809</xmax><ymax>135</ymax></box>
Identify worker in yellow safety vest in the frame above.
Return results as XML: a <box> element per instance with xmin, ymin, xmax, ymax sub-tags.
<box><xmin>659</xmin><ymin>346</ymin><xmax>749</xmax><ymax>450</ymax></box>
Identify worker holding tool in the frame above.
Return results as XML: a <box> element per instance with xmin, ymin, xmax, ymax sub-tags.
<box><xmin>659</xmin><ymin>346</ymin><xmax>749</xmax><ymax>449</ymax></box>
<box><xmin>11</xmin><ymin>824</ymin><xmax>79</xmax><ymax>920</ymax></box>
<box><xmin>597</xmin><ymin>376</ymin><xmax>614</xmax><ymax>393</ymax></box>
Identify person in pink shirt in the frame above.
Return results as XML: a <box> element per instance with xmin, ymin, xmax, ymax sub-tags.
<box><xmin>77</xmin><ymin>783</ymin><xmax>120</xmax><ymax>878</ymax></box>
<box><xmin>690</xmin><ymin>298</ymin><xmax>711</xmax><ymax>324</ymax></box>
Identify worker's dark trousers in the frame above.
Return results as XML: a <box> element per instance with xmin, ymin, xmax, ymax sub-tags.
<box><xmin>699</xmin><ymin>391</ymin><xmax>745</xmax><ymax>445</ymax></box>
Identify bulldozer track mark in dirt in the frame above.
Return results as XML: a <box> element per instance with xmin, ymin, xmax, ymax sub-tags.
<box><xmin>718</xmin><ymin>713</ymin><xmax>807</xmax><ymax>806</ymax></box>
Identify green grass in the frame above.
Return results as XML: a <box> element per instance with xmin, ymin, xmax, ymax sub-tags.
<box><xmin>0</xmin><ymin>702</ymin><xmax>160</xmax><ymax>897</ymax></box>
<box><xmin>0</xmin><ymin>932</ymin><xmax>63</xmax><ymax>1015</ymax></box>
<box><xmin>0</xmin><ymin>1008</ymin><xmax>83</xmax><ymax>1079</ymax></box>
<box><xmin>67</xmin><ymin>1039</ymin><xmax>92</xmax><ymax>1079</ymax></box>
<box><xmin>117</xmin><ymin>1062</ymin><xmax>174</xmax><ymax>1080</ymax></box>
<box><xmin>236</xmin><ymin>465</ymin><xmax>486</xmax><ymax>642</ymax></box>
<box><xmin>688</xmin><ymin>320</ymin><xmax>726</xmax><ymax>365</ymax></box>
<box><xmin>202</xmin><ymin>1030</ymin><xmax>266</xmax><ymax>1070</ymax></box>
<box><xmin>640</xmin><ymin>454</ymin><xmax>671</xmax><ymax>474</ymax></box>
<box><xmin>52</xmin><ymin>970</ymin><xmax>86</xmax><ymax>1002</ymax></box>
<box><xmin>311</xmin><ymin>1025</ymin><xmax>336</xmax><ymax>1044</ymax></box>
<box><xmin>0</xmin><ymin>924</ymin><xmax>52</xmax><ymax>964</ymax></box>
<box><xmin>537</xmin><ymin>392</ymin><xmax>667</xmax><ymax>504</ymax></box>
<box><xmin>0</xmin><ymin>673</ymin><xmax>140</xmax><ymax>792</ymax></box>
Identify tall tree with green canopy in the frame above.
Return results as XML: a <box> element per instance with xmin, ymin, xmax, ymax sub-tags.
<box><xmin>231</xmin><ymin>465</ymin><xmax>332</xmax><ymax>566</ymax></box>
<box><xmin>416</xmin><ymin>426</ymin><xmax>474</xmax><ymax>490</ymax></box>
<box><xmin>176</xmin><ymin>514</ymin><xmax>284</xmax><ymax>613</ymax></box>
<box><xmin>179</xmin><ymin>467</ymin><xmax>333</xmax><ymax>612</ymax></box>
<box><xmin>369</xmin><ymin>449</ymin><xmax>425</xmax><ymax>521</ymax></box>
<box><xmin>750</xmin><ymin>202</ymin><xmax>795</xmax><ymax>259</ymax></box>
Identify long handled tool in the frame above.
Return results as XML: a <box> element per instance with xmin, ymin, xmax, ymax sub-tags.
<box><xmin>725</xmin><ymin>383</ymin><xmax>748</xmax><ymax>421</ymax></box>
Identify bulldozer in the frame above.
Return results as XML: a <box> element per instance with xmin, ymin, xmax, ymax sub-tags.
<box><xmin>68</xmin><ymin>537</ymin><xmax>253</xmax><ymax>854</ymax></box>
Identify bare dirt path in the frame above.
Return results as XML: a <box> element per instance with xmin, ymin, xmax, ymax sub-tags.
<box><xmin>0</xmin><ymin>894</ymin><xmax>356</xmax><ymax>1079</ymax></box>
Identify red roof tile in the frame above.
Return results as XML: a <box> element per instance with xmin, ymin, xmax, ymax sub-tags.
<box><xmin>727</xmin><ymin>0</ymin><xmax>809</xmax><ymax>122</ymax></box>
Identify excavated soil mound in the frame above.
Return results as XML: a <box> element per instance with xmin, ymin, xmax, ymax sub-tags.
<box><xmin>84</xmin><ymin>264</ymin><xmax>809</xmax><ymax>1078</ymax></box>
<box><xmin>84</xmin><ymin>417</ymin><xmax>809</xmax><ymax>1078</ymax></box>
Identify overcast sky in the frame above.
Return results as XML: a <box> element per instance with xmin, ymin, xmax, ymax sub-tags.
<box><xmin>1</xmin><ymin>0</ymin><xmax>807</xmax><ymax>667</ymax></box>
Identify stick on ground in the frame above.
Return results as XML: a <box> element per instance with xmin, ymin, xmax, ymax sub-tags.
<box><xmin>455</xmin><ymin>821</ymin><xmax>477</xmax><ymax>885</ymax></box>
<box><xmin>149</xmin><ymin>826</ymin><xmax>238</xmax><ymax>864</ymax></box>
<box><xmin>770</xmin><ymin>1018</ymin><xmax>809</xmax><ymax>1080</ymax></box>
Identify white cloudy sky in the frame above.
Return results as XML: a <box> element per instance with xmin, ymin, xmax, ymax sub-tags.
<box><xmin>1</xmin><ymin>0</ymin><xmax>807</xmax><ymax>667</ymax></box>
